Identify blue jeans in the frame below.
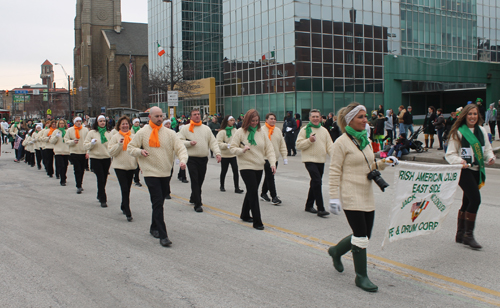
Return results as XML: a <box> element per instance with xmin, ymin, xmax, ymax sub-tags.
<box><xmin>405</xmin><ymin>124</ymin><xmax>414</xmax><ymax>137</ymax></box>
<box><xmin>388</xmin><ymin>146</ymin><xmax>409</xmax><ymax>158</ymax></box>
<box><xmin>16</xmin><ymin>143</ymin><xmax>24</xmax><ymax>160</ymax></box>
<box><xmin>436</xmin><ymin>128</ymin><xmax>445</xmax><ymax>149</ymax></box>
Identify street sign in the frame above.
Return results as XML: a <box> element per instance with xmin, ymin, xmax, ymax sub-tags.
<box><xmin>33</xmin><ymin>89</ymin><xmax>40</xmax><ymax>95</ymax></box>
<box><xmin>43</xmin><ymin>89</ymin><xmax>48</xmax><ymax>102</ymax></box>
<box><xmin>47</xmin><ymin>109</ymin><xmax>52</xmax><ymax>115</ymax></box>
<box><xmin>101</xmin><ymin>107</ymin><xmax>106</xmax><ymax>114</ymax></box>
<box><xmin>167</xmin><ymin>91</ymin><xmax>178</xmax><ymax>106</ymax></box>
<box><xmin>79</xmin><ymin>86</ymin><xmax>83</xmax><ymax>91</ymax></box>
<box><xmin>15</xmin><ymin>90</ymin><xmax>28</xmax><ymax>94</ymax></box>
<box><xmin>13</xmin><ymin>95</ymin><xmax>30</xmax><ymax>103</ymax></box>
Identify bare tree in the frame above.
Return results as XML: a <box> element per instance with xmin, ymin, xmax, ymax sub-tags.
<box><xmin>148</xmin><ymin>55</ymin><xmax>201</xmax><ymax>101</ymax></box>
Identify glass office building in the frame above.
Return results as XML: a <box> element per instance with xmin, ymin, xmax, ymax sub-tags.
<box><xmin>148</xmin><ymin>0</ymin><xmax>223</xmax><ymax>111</ymax></box>
<box><xmin>148</xmin><ymin>0</ymin><xmax>500</xmax><ymax>117</ymax></box>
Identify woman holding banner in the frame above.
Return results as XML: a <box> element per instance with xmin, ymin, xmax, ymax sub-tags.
<box><xmin>327</xmin><ymin>102</ymin><xmax>398</xmax><ymax>292</ymax></box>
<box><xmin>445</xmin><ymin>104</ymin><xmax>495</xmax><ymax>250</ymax></box>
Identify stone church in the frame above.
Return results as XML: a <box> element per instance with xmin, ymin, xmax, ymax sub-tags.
<box><xmin>73</xmin><ymin>0</ymin><xmax>149</xmax><ymax>116</ymax></box>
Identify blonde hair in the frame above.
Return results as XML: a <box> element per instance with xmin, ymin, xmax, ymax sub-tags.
<box><xmin>337</xmin><ymin>102</ymin><xmax>361</xmax><ymax>133</ymax></box>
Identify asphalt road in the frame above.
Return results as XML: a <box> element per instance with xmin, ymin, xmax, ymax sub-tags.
<box><xmin>1</xmin><ymin>149</ymin><xmax>499</xmax><ymax>308</ymax></box>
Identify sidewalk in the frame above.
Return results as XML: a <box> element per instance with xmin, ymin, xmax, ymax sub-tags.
<box><xmin>377</xmin><ymin>125</ymin><xmax>500</xmax><ymax>169</ymax></box>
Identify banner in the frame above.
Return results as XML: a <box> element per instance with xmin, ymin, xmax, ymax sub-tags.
<box><xmin>382</xmin><ymin>162</ymin><xmax>462</xmax><ymax>247</ymax></box>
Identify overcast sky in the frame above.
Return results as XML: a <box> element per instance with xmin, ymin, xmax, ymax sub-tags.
<box><xmin>0</xmin><ymin>0</ymin><xmax>148</xmax><ymax>91</ymax></box>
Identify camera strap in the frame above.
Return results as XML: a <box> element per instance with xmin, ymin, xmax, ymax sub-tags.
<box><xmin>346</xmin><ymin>133</ymin><xmax>378</xmax><ymax>172</ymax></box>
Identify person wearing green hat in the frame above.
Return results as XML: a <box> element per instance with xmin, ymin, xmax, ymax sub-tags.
<box><xmin>475</xmin><ymin>98</ymin><xmax>485</xmax><ymax>121</ymax></box>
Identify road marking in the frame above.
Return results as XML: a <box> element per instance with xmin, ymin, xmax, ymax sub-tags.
<box><xmin>166</xmin><ymin>193</ymin><xmax>500</xmax><ymax>306</ymax></box>
<box><xmin>122</xmin><ymin>178</ymin><xmax>500</xmax><ymax>306</ymax></box>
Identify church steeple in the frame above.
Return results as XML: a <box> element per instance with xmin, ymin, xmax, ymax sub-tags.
<box><xmin>40</xmin><ymin>60</ymin><xmax>54</xmax><ymax>89</ymax></box>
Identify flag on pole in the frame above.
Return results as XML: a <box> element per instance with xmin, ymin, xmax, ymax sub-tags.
<box><xmin>262</xmin><ymin>51</ymin><xmax>275</xmax><ymax>60</ymax></box>
<box><xmin>157</xmin><ymin>42</ymin><xmax>166</xmax><ymax>57</ymax></box>
<box><xmin>128</xmin><ymin>57</ymin><xmax>133</xmax><ymax>78</ymax></box>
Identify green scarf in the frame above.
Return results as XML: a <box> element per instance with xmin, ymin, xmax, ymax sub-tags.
<box><xmin>132</xmin><ymin>125</ymin><xmax>140</xmax><ymax>133</ymax></box>
<box><xmin>346</xmin><ymin>125</ymin><xmax>369</xmax><ymax>150</ymax></box>
<box><xmin>225</xmin><ymin>126</ymin><xmax>234</xmax><ymax>138</ymax></box>
<box><xmin>58</xmin><ymin>127</ymin><xmax>66</xmax><ymax>139</ymax></box>
<box><xmin>247</xmin><ymin>126</ymin><xmax>257</xmax><ymax>146</ymax></box>
<box><xmin>171</xmin><ymin>117</ymin><xmax>178</xmax><ymax>129</ymax></box>
<box><xmin>305</xmin><ymin>122</ymin><xmax>321</xmax><ymax>138</ymax></box>
<box><xmin>458</xmin><ymin>124</ymin><xmax>486</xmax><ymax>189</ymax></box>
<box><xmin>97</xmin><ymin>126</ymin><xmax>108</xmax><ymax>144</ymax></box>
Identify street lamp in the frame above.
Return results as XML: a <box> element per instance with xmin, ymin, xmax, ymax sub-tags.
<box><xmin>163</xmin><ymin>0</ymin><xmax>175</xmax><ymax>110</ymax></box>
<box><xmin>54</xmin><ymin>63</ymin><xmax>73</xmax><ymax>118</ymax></box>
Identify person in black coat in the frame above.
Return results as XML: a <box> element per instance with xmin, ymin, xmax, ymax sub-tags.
<box><xmin>423</xmin><ymin>106</ymin><xmax>437</xmax><ymax>149</ymax></box>
<box><xmin>283</xmin><ymin>111</ymin><xmax>296</xmax><ymax>156</ymax></box>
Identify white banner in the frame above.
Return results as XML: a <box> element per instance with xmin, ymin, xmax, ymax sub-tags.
<box><xmin>382</xmin><ymin>162</ymin><xmax>462</xmax><ymax>247</ymax></box>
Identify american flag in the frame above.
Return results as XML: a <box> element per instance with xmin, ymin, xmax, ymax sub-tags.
<box><xmin>129</xmin><ymin>57</ymin><xmax>133</xmax><ymax>78</ymax></box>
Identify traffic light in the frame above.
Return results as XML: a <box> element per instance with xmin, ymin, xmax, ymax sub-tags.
<box><xmin>73</xmin><ymin>88</ymin><xmax>77</xmax><ymax>95</ymax></box>
<box><xmin>5</xmin><ymin>90</ymin><xmax>8</xmax><ymax>96</ymax></box>
<box><xmin>69</xmin><ymin>88</ymin><xmax>72</xmax><ymax>96</ymax></box>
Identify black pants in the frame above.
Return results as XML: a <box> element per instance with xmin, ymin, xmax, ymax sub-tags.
<box><xmin>115</xmin><ymin>169</ymin><xmax>135</xmax><ymax>217</ymax></box>
<box><xmin>459</xmin><ymin>169</ymin><xmax>481</xmax><ymax>214</ymax></box>
<box><xmin>55</xmin><ymin>155</ymin><xmax>69</xmax><ymax>184</ymax></box>
<box><xmin>262</xmin><ymin>160</ymin><xmax>278</xmax><ymax>198</ymax></box>
<box><xmin>144</xmin><ymin>176</ymin><xmax>170</xmax><ymax>239</ymax></box>
<box><xmin>133</xmin><ymin>167</ymin><xmax>141</xmax><ymax>183</ymax></box>
<box><xmin>43</xmin><ymin>149</ymin><xmax>54</xmax><ymax>176</ymax></box>
<box><xmin>285</xmin><ymin>132</ymin><xmax>296</xmax><ymax>155</ymax></box>
<box><xmin>35</xmin><ymin>149</ymin><xmax>42</xmax><ymax>168</ymax></box>
<box><xmin>167</xmin><ymin>167</ymin><xmax>173</xmax><ymax>196</ymax></box>
<box><xmin>187</xmin><ymin>156</ymin><xmax>208</xmax><ymax>207</ymax></box>
<box><xmin>344</xmin><ymin>210</ymin><xmax>375</xmax><ymax>239</ymax></box>
<box><xmin>71</xmin><ymin>153</ymin><xmax>86</xmax><ymax>188</ymax></box>
<box><xmin>489</xmin><ymin>121</ymin><xmax>497</xmax><ymax>138</ymax></box>
<box><xmin>91</xmin><ymin>158</ymin><xmax>111</xmax><ymax>203</ymax></box>
<box><xmin>240</xmin><ymin>169</ymin><xmax>264</xmax><ymax>228</ymax></box>
<box><xmin>304</xmin><ymin>162</ymin><xmax>325</xmax><ymax>211</ymax></box>
<box><xmin>178</xmin><ymin>168</ymin><xmax>187</xmax><ymax>180</ymax></box>
<box><xmin>220</xmin><ymin>157</ymin><xmax>239</xmax><ymax>189</ymax></box>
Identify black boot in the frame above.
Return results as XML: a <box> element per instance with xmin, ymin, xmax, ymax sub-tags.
<box><xmin>352</xmin><ymin>245</ymin><xmax>378</xmax><ymax>292</ymax></box>
<box><xmin>328</xmin><ymin>235</ymin><xmax>352</xmax><ymax>272</ymax></box>
<box><xmin>463</xmin><ymin>212</ymin><xmax>482</xmax><ymax>249</ymax></box>
<box><xmin>455</xmin><ymin>210</ymin><xmax>465</xmax><ymax>243</ymax></box>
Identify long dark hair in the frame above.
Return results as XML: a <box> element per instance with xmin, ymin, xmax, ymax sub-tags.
<box><xmin>220</xmin><ymin>115</ymin><xmax>233</xmax><ymax>130</ymax></box>
<box><xmin>92</xmin><ymin>115</ymin><xmax>109</xmax><ymax>131</ymax></box>
<box><xmin>241</xmin><ymin>109</ymin><xmax>260</xmax><ymax>131</ymax></box>
<box><xmin>448</xmin><ymin>104</ymin><xmax>484</xmax><ymax>142</ymax></box>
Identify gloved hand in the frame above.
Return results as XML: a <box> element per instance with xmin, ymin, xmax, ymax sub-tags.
<box><xmin>56</xmin><ymin>132</ymin><xmax>61</xmax><ymax>137</ymax></box>
<box><xmin>384</xmin><ymin>156</ymin><xmax>399</xmax><ymax>167</ymax></box>
<box><xmin>329</xmin><ymin>199</ymin><xmax>342</xmax><ymax>215</ymax></box>
<box><xmin>91</xmin><ymin>139</ymin><xmax>97</xmax><ymax>145</ymax></box>
<box><xmin>283</xmin><ymin>158</ymin><xmax>288</xmax><ymax>165</ymax></box>
<box><xmin>227</xmin><ymin>144</ymin><xmax>230</xmax><ymax>149</ymax></box>
<box><xmin>175</xmin><ymin>158</ymin><xmax>180</xmax><ymax>165</ymax></box>
<box><xmin>286</xmin><ymin>127</ymin><xmax>292</xmax><ymax>132</ymax></box>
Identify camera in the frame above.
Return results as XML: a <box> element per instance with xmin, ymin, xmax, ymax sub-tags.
<box><xmin>367</xmin><ymin>170</ymin><xmax>390</xmax><ymax>192</ymax></box>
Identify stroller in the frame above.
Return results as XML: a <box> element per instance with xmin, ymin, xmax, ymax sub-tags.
<box><xmin>408</xmin><ymin>126</ymin><xmax>425</xmax><ymax>153</ymax></box>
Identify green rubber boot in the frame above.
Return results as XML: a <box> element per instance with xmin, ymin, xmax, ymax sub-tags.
<box><xmin>327</xmin><ymin>235</ymin><xmax>352</xmax><ymax>273</ymax></box>
<box><xmin>352</xmin><ymin>245</ymin><xmax>378</xmax><ymax>292</ymax></box>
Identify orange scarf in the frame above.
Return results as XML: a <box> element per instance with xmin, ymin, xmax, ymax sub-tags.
<box><xmin>119</xmin><ymin>130</ymin><xmax>132</xmax><ymax>151</ymax></box>
<box><xmin>265</xmin><ymin>122</ymin><xmax>274</xmax><ymax>140</ymax></box>
<box><xmin>47</xmin><ymin>127</ymin><xmax>56</xmax><ymax>136</ymax></box>
<box><xmin>189</xmin><ymin>120</ymin><xmax>202</xmax><ymax>133</ymax></box>
<box><xmin>149</xmin><ymin>120</ymin><xmax>161</xmax><ymax>147</ymax></box>
<box><xmin>74</xmin><ymin>125</ymin><xmax>82</xmax><ymax>139</ymax></box>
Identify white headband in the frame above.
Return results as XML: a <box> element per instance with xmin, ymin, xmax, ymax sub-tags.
<box><xmin>228</xmin><ymin>116</ymin><xmax>234</xmax><ymax>121</ymax></box>
<box><xmin>98</xmin><ymin>115</ymin><xmax>106</xmax><ymax>121</ymax></box>
<box><xmin>345</xmin><ymin>105</ymin><xmax>367</xmax><ymax>125</ymax></box>
<box><xmin>132</xmin><ymin>118</ymin><xmax>140</xmax><ymax>124</ymax></box>
<box><xmin>74</xmin><ymin>117</ymin><xmax>82</xmax><ymax>122</ymax></box>
<box><xmin>163</xmin><ymin>119</ymin><xmax>171</xmax><ymax>125</ymax></box>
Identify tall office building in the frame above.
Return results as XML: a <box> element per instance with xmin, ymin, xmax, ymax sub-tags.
<box><xmin>148</xmin><ymin>0</ymin><xmax>223</xmax><ymax>89</ymax></box>
<box><xmin>148</xmin><ymin>1</ymin><xmax>500</xmax><ymax>117</ymax></box>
